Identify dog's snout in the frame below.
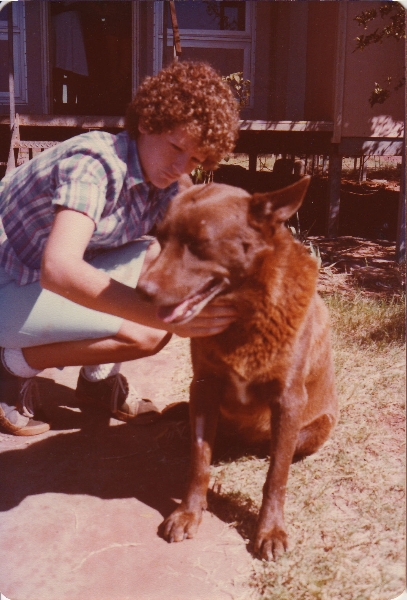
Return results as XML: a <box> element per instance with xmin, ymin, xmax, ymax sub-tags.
<box><xmin>137</xmin><ymin>278</ymin><xmax>159</xmax><ymax>302</ymax></box>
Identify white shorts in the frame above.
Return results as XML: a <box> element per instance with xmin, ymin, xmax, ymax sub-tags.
<box><xmin>0</xmin><ymin>239</ymin><xmax>151</xmax><ymax>349</ymax></box>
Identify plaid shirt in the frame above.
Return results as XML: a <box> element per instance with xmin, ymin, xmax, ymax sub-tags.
<box><xmin>0</xmin><ymin>131</ymin><xmax>178</xmax><ymax>285</ymax></box>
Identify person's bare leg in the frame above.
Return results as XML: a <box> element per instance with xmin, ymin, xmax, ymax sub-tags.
<box><xmin>0</xmin><ymin>241</ymin><xmax>168</xmax><ymax>435</ymax></box>
<box><xmin>24</xmin><ymin>238</ymin><xmax>166</xmax><ymax>370</ymax></box>
<box><xmin>0</xmin><ymin>322</ymin><xmax>171</xmax><ymax>435</ymax></box>
<box><xmin>23</xmin><ymin>321</ymin><xmax>171</xmax><ymax>371</ymax></box>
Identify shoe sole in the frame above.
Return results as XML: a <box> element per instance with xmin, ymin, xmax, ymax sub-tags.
<box><xmin>76</xmin><ymin>390</ymin><xmax>161</xmax><ymax>425</ymax></box>
<box><xmin>113</xmin><ymin>408</ymin><xmax>161</xmax><ymax>425</ymax></box>
<box><xmin>0</xmin><ymin>409</ymin><xmax>50</xmax><ymax>436</ymax></box>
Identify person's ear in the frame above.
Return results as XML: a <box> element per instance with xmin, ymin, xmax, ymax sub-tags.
<box><xmin>138</xmin><ymin>121</ymin><xmax>148</xmax><ymax>136</ymax></box>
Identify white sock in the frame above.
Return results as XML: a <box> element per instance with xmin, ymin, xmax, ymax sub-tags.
<box><xmin>2</xmin><ymin>348</ymin><xmax>42</xmax><ymax>378</ymax></box>
<box><xmin>82</xmin><ymin>363</ymin><xmax>122</xmax><ymax>382</ymax></box>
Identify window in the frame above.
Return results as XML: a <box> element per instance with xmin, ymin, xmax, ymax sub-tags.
<box><xmin>171</xmin><ymin>2</ymin><xmax>246</xmax><ymax>31</ymax></box>
<box><xmin>0</xmin><ymin>3</ymin><xmax>27</xmax><ymax>104</ymax></box>
<box><xmin>153</xmin><ymin>1</ymin><xmax>255</xmax><ymax>105</ymax></box>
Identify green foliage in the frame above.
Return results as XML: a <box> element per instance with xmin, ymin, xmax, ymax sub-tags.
<box><xmin>308</xmin><ymin>240</ymin><xmax>322</xmax><ymax>269</ymax></box>
<box><xmin>191</xmin><ymin>164</ymin><xmax>213</xmax><ymax>184</ymax></box>
<box><xmin>222</xmin><ymin>72</ymin><xmax>251</xmax><ymax>109</ymax></box>
<box><xmin>368</xmin><ymin>77</ymin><xmax>405</xmax><ymax>107</ymax></box>
<box><xmin>325</xmin><ymin>292</ymin><xmax>406</xmax><ymax>348</ymax></box>
<box><xmin>354</xmin><ymin>3</ymin><xmax>405</xmax><ymax>49</ymax></box>
<box><xmin>288</xmin><ymin>223</ymin><xmax>322</xmax><ymax>269</ymax></box>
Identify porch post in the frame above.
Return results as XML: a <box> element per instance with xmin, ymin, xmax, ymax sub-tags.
<box><xmin>8</xmin><ymin>1</ymin><xmax>15</xmax><ymax>129</ymax></box>
<box><xmin>326</xmin><ymin>150</ymin><xmax>342</xmax><ymax>238</ymax></box>
<box><xmin>162</xmin><ymin>2</ymin><xmax>168</xmax><ymax>67</ymax></box>
<box><xmin>169</xmin><ymin>1</ymin><xmax>181</xmax><ymax>60</ymax></box>
<box><xmin>327</xmin><ymin>2</ymin><xmax>346</xmax><ymax>239</ymax></box>
<box><xmin>7</xmin><ymin>1</ymin><xmax>16</xmax><ymax>172</ymax></box>
<box><xmin>396</xmin><ymin>148</ymin><xmax>405</xmax><ymax>263</ymax></box>
<box><xmin>248</xmin><ymin>153</ymin><xmax>257</xmax><ymax>174</ymax></box>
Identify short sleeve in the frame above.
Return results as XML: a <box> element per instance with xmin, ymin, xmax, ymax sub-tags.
<box><xmin>51</xmin><ymin>153</ymin><xmax>110</xmax><ymax>224</ymax></box>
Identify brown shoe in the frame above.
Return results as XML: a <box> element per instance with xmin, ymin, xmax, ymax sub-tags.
<box><xmin>75</xmin><ymin>369</ymin><xmax>161</xmax><ymax>425</ymax></box>
<box><xmin>0</xmin><ymin>352</ymin><xmax>50</xmax><ymax>436</ymax></box>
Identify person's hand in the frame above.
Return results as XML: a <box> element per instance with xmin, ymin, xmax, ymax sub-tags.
<box><xmin>166</xmin><ymin>298</ymin><xmax>237</xmax><ymax>338</ymax></box>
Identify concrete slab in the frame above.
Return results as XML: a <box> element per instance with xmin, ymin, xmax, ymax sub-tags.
<box><xmin>0</xmin><ymin>338</ymin><xmax>255</xmax><ymax>600</ymax></box>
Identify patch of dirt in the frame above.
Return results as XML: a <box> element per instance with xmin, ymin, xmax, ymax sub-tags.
<box><xmin>341</xmin><ymin>178</ymin><xmax>400</xmax><ymax>194</ymax></box>
<box><xmin>311</xmin><ymin>236</ymin><xmax>405</xmax><ymax>298</ymax></box>
<box><xmin>379</xmin><ymin>410</ymin><xmax>406</xmax><ymax>455</ymax></box>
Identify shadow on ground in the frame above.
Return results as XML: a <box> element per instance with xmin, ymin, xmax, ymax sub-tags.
<box><xmin>0</xmin><ymin>378</ymin><xmax>262</xmax><ymax>553</ymax></box>
<box><xmin>0</xmin><ymin>379</ymin><xmax>187</xmax><ymax>517</ymax></box>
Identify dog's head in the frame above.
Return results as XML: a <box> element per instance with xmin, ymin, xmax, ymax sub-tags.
<box><xmin>137</xmin><ymin>177</ymin><xmax>310</xmax><ymax>325</ymax></box>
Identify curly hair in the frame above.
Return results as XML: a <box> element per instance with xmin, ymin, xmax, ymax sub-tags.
<box><xmin>125</xmin><ymin>61</ymin><xmax>240</xmax><ymax>169</ymax></box>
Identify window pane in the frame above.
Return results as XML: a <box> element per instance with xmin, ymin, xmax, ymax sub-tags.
<box><xmin>0</xmin><ymin>5</ymin><xmax>9</xmax><ymax>23</ymax></box>
<box><xmin>168</xmin><ymin>2</ymin><xmax>245</xmax><ymax>31</ymax></box>
<box><xmin>0</xmin><ymin>40</ymin><xmax>8</xmax><ymax>92</ymax></box>
<box><xmin>164</xmin><ymin>46</ymin><xmax>244</xmax><ymax>77</ymax></box>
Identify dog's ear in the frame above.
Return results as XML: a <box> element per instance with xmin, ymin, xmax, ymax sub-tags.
<box><xmin>248</xmin><ymin>176</ymin><xmax>311</xmax><ymax>228</ymax></box>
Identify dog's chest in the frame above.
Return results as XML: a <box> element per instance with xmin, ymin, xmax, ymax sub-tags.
<box><xmin>222</xmin><ymin>371</ymin><xmax>280</xmax><ymax>408</ymax></box>
<box><xmin>219</xmin><ymin>371</ymin><xmax>278</xmax><ymax>439</ymax></box>
<box><xmin>228</xmin><ymin>372</ymin><xmax>251</xmax><ymax>405</ymax></box>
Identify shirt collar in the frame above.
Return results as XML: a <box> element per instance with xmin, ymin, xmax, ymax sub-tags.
<box><xmin>126</xmin><ymin>135</ymin><xmax>147</xmax><ymax>189</ymax></box>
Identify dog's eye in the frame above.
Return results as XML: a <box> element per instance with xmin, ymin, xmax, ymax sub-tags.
<box><xmin>187</xmin><ymin>239</ymin><xmax>210</xmax><ymax>258</ymax></box>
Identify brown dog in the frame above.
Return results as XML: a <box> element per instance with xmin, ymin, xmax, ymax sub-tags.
<box><xmin>137</xmin><ymin>177</ymin><xmax>338</xmax><ymax>561</ymax></box>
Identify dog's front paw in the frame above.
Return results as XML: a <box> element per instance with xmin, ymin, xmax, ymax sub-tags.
<box><xmin>254</xmin><ymin>525</ymin><xmax>288</xmax><ymax>561</ymax></box>
<box><xmin>160</xmin><ymin>507</ymin><xmax>203</xmax><ymax>543</ymax></box>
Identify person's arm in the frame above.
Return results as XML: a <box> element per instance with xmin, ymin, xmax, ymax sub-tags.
<box><xmin>41</xmin><ymin>207</ymin><xmax>236</xmax><ymax>337</ymax></box>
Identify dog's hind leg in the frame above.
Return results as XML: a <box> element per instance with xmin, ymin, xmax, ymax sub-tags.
<box><xmin>293</xmin><ymin>413</ymin><xmax>337</xmax><ymax>462</ymax></box>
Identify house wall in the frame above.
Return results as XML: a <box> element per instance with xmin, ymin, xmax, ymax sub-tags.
<box><xmin>266</xmin><ymin>2</ymin><xmax>331</xmax><ymax>122</ymax></box>
<box><xmin>304</xmin><ymin>2</ymin><xmax>338</xmax><ymax>121</ymax></box>
<box><xmin>254</xmin><ymin>1</ymin><xmax>404</xmax><ymax>136</ymax></box>
<box><xmin>2</xmin><ymin>0</ymin><xmax>404</xmax><ymax>142</ymax></box>
<box><xmin>340</xmin><ymin>2</ymin><xmax>405</xmax><ymax>138</ymax></box>
<box><xmin>251</xmin><ymin>2</ymin><xmax>273</xmax><ymax>121</ymax></box>
<box><xmin>24</xmin><ymin>2</ymin><xmax>44</xmax><ymax>115</ymax></box>
<box><xmin>267</xmin><ymin>2</ymin><xmax>297</xmax><ymax>121</ymax></box>
<box><xmin>138</xmin><ymin>2</ymin><xmax>155</xmax><ymax>85</ymax></box>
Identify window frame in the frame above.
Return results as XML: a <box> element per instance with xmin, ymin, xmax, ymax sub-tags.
<box><xmin>0</xmin><ymin>2</ymin><xmax>28</xmax><ymax>104</ymax></box>
<box><xmin>153</xmin><ymin>1</ymin><xmax>256</xmax><ymax>106</ymax></box>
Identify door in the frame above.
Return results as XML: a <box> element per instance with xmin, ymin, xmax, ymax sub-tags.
<box><xmin>50</xmin><ymin>1</ymin><xmax>133</xmax><ymax>116</ymax></box>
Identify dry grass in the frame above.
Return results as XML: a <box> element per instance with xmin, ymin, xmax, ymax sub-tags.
<box><xmin>173</xmin><ymin>158</ymin><xmax>404</xmax><ymax>596</ymax></box>
<box><xmin>326</xmin><ymin>292</ymin><xmax>405</xmax><ymax>348</ymax></box>
<box><xmin>202</xmin><ymin>291</ymin><xmax>405</xmax><ymax>600</ymax></box>
<box><xmin>164</xmin><ymin>273</ymin><xmax>405</xmax><ymax>599</ymax></box>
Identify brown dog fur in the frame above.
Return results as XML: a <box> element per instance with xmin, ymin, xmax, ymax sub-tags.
<box><xmin>137</xmin><ymin>177</ymin><xmax>338</xmax><ymax>560</ymax></box>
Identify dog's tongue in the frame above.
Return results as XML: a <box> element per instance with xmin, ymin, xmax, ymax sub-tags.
<box><xmin>157</xmin><ymin>299</ymin><xmax>193</xmax><ymax>324</ymax></box>
<box><xmin>156</xmin><ymin>278</ymin><xmax>230</xmax><ymax>325</ymax></box>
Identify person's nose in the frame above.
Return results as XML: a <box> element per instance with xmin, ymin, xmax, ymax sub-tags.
<box><xmin>172</xmin><ymin>152</ymin><xmax>194</xmax><ymax>177</ymax></box>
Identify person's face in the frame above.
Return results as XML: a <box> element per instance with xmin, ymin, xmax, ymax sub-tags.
<box><xmin>137</xmin><ymin>124</ymin><xmax>207</xmax><ymax>189</ymax></box>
